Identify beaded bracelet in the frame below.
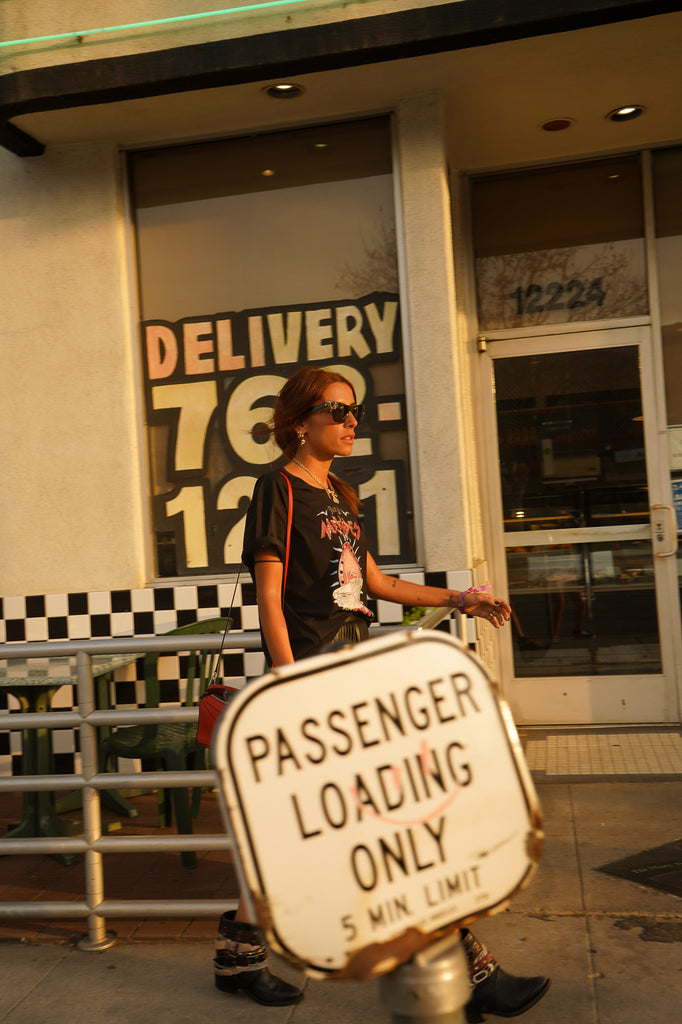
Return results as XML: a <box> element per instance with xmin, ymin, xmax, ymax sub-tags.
<box><xmin>457</xmin><ymin>585</ymin><xmax>490</xmax><ymax>612</ymax></box>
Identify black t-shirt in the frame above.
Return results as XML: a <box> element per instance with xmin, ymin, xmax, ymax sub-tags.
<box><xmin>242</xmin><ymin>469</ymin><xmax>373</xmax><ymax>661</ymax></box>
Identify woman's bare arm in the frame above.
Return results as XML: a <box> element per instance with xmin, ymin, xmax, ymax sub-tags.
<box><xmin>365</xmin><ymin>553</ymin><xmax>510</xmax><ymax>627</ymax></box>
<box><xmin>253</xmin><ymin>546</ymin><xmax>296</xmax><ymax>665</ymax></box>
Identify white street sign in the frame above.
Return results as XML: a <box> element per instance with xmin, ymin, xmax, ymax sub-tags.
<box><xmin>213</xmin><ymin>630</ymin><xmax>542</xmax><ymax>980</ymax></box>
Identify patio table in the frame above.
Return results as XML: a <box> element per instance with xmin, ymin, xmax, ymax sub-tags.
<box><xmin>0</xmin><ymin>653</ymin><xmax>138</xmax><ymax>864</ymax></box>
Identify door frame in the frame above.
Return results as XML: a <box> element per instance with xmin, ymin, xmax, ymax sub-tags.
<box><xmin>478</xmin><ymin>325</ymin><xmax>682</xmax><ymax>725</ymax></box>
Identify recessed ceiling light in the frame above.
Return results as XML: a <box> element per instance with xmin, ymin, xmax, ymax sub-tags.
<box><xmin>261</xmin><ymin>169</ymin><xmax>275</xmax><ymax>177</ymax></box>
<box><xmin>264</xmin><ymin>82</ymin><xmax>305</xmax><ymax>99</ymax></box>
<box><xmin>607</xmin><ymin>105</ymin><xmax>644</xmax><ymax>122</ymax></box>
<box><xmin>540</xmin><ymin>117</ymin><xmax>575</xmax><ymax>132</ymax></box>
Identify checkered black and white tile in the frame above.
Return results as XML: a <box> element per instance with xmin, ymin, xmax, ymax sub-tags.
<box><xmin>0</xmin><ymin>571</ymin><xmax>471</xmax><ymax>777</ymax></box>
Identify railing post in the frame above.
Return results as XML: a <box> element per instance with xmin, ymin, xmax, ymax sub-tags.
<box><xmin>379</xmin><ymin>933</ymin><xmax>470</xmax><ymax>1023</ymax></box>
<box><xmin>75</xmin><ymin>650</ymin><xmax>115</xmax><ymax>951</ymax></box>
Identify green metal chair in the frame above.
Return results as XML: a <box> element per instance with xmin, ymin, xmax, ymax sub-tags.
<box><xmin>98</xmin><ymin>617</ymin><xmax>228</xmax><ymax>868</ymax></box>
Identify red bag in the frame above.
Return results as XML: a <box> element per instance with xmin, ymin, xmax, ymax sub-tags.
<box><xmin>197</xmin><ymin>683</ymin><xmax>239</xmax><ymax>747</ymax></box>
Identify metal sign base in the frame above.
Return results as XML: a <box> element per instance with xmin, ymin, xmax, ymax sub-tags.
<box><xmin>379</xmin><ymin>932</ymin><xmax>470</xmax><ymax>1023</ymax></box>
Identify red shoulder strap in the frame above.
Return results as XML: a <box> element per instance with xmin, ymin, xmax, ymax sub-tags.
<box><xmin>279</xmin><ymin>471</ymin><xmax>293</xmax><ymax>593</ymax></box>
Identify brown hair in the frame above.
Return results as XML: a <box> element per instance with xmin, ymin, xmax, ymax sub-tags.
<box><xmin>271</xmin><ymin>366</ymin><xmax>361</xmax><ymax>515</ymax></box>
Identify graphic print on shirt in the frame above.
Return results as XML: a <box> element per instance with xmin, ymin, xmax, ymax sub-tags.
<box><xmin>319</xmin><ymin>506</ymin><xmax>373</xmax><ymax>617</ymax></box>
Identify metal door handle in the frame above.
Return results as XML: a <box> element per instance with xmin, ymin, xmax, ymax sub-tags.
<box><xmin>651</xmin><ymin>505</ymin><xmax>678</xmax><ymax>557</ymax></box>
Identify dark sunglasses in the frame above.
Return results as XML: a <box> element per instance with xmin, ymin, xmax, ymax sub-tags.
<box><xmin>307</xmin><ymin>401</ymin><xmax>366</xmax><ymax>424</ymax></box>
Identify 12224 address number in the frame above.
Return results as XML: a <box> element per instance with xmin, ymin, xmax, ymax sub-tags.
<box><xmin>509</xmin><ymin>277</ymin><xmax>606</xmax><ymax>316</ymax></box>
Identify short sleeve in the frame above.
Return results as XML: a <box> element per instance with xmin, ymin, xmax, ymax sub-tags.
<box><xmin>241</xmin><ymin>472</ymin><xmax>289</xmax><ymax>575</ymax></box>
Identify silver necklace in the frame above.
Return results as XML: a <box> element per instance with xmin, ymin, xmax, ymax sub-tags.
<box><xmin>292</xmin><ymin>458</ymin><xmax>339</xmax><ymax>503</ymax></box>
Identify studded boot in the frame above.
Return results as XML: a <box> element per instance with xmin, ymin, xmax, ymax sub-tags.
<box><xmin>461</xmin><ymin>928</ymin><xmax>550</xmax><ymax>1022</ymax></box>
<box><xmin>214</xmin><ymin>910</ymin><xmax>303</xmax><ymax>1006</ymax></box>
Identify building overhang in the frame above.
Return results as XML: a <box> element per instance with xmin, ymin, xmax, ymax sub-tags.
<box><xmin>2</xmin><ymin>0</ymin><xmax>680</xmax><ymax>157</ymax></box>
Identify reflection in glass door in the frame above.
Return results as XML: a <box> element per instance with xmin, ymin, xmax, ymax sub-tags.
<box><xmin>498</xmin><ymin>344</ymin><xmax>656</xmax><ymax>674</ymax></box>
<box><xmin>485</xmin><ymin>329</ymin><xmax>679</xmax><ymax>723</ymax></box>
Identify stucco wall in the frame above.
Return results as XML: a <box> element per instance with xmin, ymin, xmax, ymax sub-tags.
<box><xmin>0</xmin><ymin>141</ymin><xmax>146</xmax><ymax>595</ymax></box>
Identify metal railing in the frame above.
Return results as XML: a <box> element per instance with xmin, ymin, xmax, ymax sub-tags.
<box><xmin>0</xmin><ymin>632</ymin><xmax>263</xmax><ymax>950</ymax></box>
<box><xmin>0</xmin><ymin>613</ymin><xmax>456</xmax><ymax>950</ymax></box>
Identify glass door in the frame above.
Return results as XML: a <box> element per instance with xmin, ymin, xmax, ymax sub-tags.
<box><xmin>482</xmin><ymin>327</ymin><xmax>680</xmax><ymax>724</ymax></box>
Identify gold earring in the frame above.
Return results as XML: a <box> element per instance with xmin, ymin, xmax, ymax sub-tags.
<box><xmin>297</xmin><ymin>432</ymin><xmax>306</xmax><ymax>446</ymax></box>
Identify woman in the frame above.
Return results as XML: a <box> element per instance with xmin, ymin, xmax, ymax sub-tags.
<box><xmin>214</xmin><ymin>367</ymin><xmax>550</xmax><ymax>1020</ymax></box>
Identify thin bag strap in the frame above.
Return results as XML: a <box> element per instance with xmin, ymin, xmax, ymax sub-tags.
<box><xmin>280</xmin><ymin>470</ymin><xmax>293</xmax><ymax>593</ymax></box>
<box><xmin>208</xmin><ymin>473</ymin><xmax>291</xmax><ymax>688</ymax></box>
<box><xmin>208</xmin><ymin>568</ymin><xmax>241</xmax><ymax>687</ymax></box>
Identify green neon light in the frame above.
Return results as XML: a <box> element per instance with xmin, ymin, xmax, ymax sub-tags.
<box><xmin>0</xmin><ymin>0</ymin><xmax>323</xmax><ymax>49</ymax></box>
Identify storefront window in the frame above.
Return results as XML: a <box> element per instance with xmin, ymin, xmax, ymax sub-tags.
<box><xmin>130</xmin><ymin>118</ymin><xmax>415</xmax><ymax>576</ymax></box>
<box><xmin>472</xmin><ymin>155</ymin><xmax>648</xmax><ymax>331</ymax></box>
<box><xmin>507</xmin><ymin>539</ymin><xmax>661</xmax><ymax>677</ymax></box>
<box><xmin>495</xmin><ymin>348</ymin><xmax>648</xmax><ymax>534</ymax></box>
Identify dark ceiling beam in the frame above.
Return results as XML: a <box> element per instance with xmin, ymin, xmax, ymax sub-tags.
<box><xmin>0</xmin><ymin>119</ymin><xmax>45</xmax><ymax>157</ymax></box>
<box><xmin>1</xmin><ymin>0</ymin><xmax>679</xmax><ymax>155</ymax></box>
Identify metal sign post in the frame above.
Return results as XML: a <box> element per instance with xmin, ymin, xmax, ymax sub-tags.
<box><xmin>213</xmin><ymin>629</ymin><xmax>542</xmax><ymax>989</ymax></box>
<box><xmin>379</xmin><ymin>931</ymin><xmax>470</xmax><ymax>1023</ymax></box>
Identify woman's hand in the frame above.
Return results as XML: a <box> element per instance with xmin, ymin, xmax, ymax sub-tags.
<box><xmin>460</xmin><ymin>589</ymin><xmax>511</xmax><ymax>628</ymax></box>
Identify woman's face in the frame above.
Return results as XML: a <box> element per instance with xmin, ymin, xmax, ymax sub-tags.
<box><xmin>299</xmin><ymin>381</ymin><xmax>359</xmax><ymax>461</ymax></box>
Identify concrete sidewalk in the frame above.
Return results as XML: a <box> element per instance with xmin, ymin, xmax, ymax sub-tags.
<box><xmin>2</xmin><ymin>780</ymin><xmax>682</xmax><ymax>1023</ymax></box>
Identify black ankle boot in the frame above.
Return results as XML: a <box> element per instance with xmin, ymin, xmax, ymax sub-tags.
<box><xmin>214</xmin><ymin>911</ymin><xmax>303</xmax><ymax>1007</ymax></box>
<box><xmin>460</xmin><ymin>928</ymin><xmax>549</xmax><ymax>1022</ymax></box>
<box><xmin>465</xmin><ymin>967</ymin><xmax>550</xmax><ymax>1022</ymax></box>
